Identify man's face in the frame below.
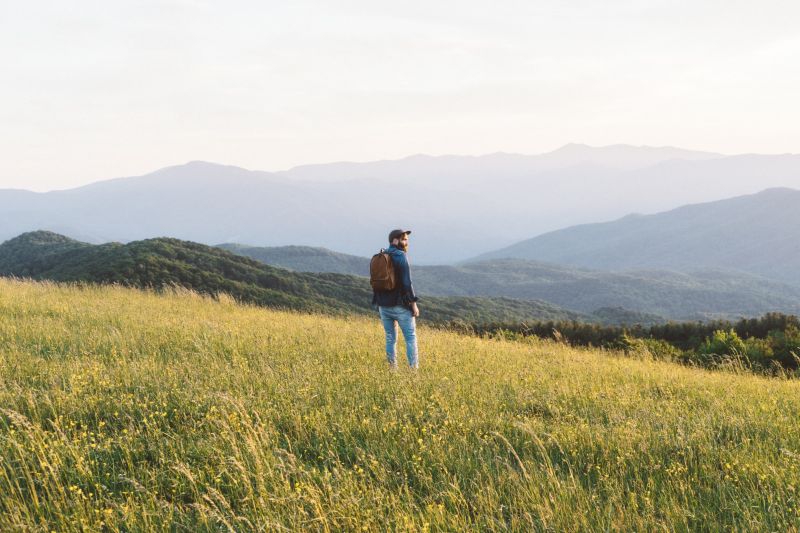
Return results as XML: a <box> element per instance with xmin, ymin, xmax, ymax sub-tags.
<box><xmin>394</xmin><ymin>234</ymin><xmax>410</xmax><ymax>251</ymax></box>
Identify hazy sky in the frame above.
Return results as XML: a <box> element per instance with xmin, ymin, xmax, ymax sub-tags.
<box><xmin>2</xmin><ymin>0</ymin><xmax>799</xmax><ymax>191</ymax></box>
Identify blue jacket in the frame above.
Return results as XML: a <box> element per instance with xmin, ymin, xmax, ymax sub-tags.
<box><xmin>372</xmin><ymin>245</ymin><xmax>419</xmax><ymax>308</ymax></box>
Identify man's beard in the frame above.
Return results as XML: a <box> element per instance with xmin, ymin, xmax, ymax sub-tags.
<box><xmin>396</xmin><ymin>242</ymin><xmax>409</xmax><ymax>252</ymax></box>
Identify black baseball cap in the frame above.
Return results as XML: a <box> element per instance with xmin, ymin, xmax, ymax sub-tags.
<box><xmin>388</xmin><ymin>228</ymin><xmax>412</xmax><ymax>242</ymax></box>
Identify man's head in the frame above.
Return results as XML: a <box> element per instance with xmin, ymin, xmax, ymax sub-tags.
<box><xmin>388</xmin><ymin>229</ymin><xmax>411</xmax><ymax>251</ymax></box>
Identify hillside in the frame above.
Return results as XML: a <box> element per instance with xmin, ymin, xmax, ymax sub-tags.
<box><xmin>217</xmin><ymin>243</ymin><xmax>368</xmax><ymax>275</ymax></box>
<box><xmin>221</xmin><ymin>245</ymin><xmax>800</xmax><ymax>321</ymax></box>
<box><xmin>3</xmin><ymin>146</ymin><xmax>800</xmax><ymax>263</ymax></box>
<box><xmin>474</xmin><ymin>188</ymin><xmax>800</xmax><ymax>285</ymax></box>
<box><xmin>0</xmin><ymin>231</ymin><xmax>583</xmax><ymax>324</ymax></box>
<box><xmin>1</xmin><ymin>279</ymin><xmax>799</xmax><ymax>530</ymax></box>
<box><xmin>412</xmin><ymin>260</ymin><xmax>800</xmax><ymax>320</ymax></box>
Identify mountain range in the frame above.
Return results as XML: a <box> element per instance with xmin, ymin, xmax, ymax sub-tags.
<box><xmin>4</xmin><ymin>144</ymin><xmax>800</xmax><ymax>263</ymax></box>
<box><xmin>474</xmin><ymin>187</ymin><xmax>800</xmax><ymax>285</ymax></box>
<box><xmin>219</xmin><ymin>244</ymin><xmax>800</xmax><ymax>321</ymax></box>
<box><xmin>0</xmin><ymin>231</ymin><xmax>585</xmax><ymax>324</ymax></box>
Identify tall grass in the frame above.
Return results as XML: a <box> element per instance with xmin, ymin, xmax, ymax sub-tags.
<box><xmin>1</xmin><ymin>278</ymin><xmax>799</xmax><ymax>531</ymax></box>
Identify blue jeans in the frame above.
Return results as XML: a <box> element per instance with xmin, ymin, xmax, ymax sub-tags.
<box><xmin>378</xmin><ymin>305</ymin><xmax>418</xmax><ymax>368</ymax></box>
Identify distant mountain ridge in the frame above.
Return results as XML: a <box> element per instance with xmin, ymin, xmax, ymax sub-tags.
<box><xmin>217</xmin><ymin>243</ymin><xmax>367</xmax><ymax>276</ymax></box>
<box><xmin>0</xmin><ymin>231</ymin><xmax>585</xmax><ymax>324</ymax></box>
<box><xmin>3</xmin><ymin>144</ymin><xmax>800</xmax><ymax>263</ymax></box>
<box><xmin>220</xmin><ymin>244</ymin><xmax>800</xmax><ymax>321</ymax></box>
<box><xmin>277</xmin><ymin>143</ymin><xmax>723</xmax><ymax>182</ymax></box>
<box><xmin>472</xmin><ymin>188</ymin><xmax>800</xmax><ymax>285</ymax></box>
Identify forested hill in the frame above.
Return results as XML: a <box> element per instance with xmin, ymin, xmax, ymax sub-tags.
<box><xmin>472</xmin><ymin>188</ymin><xmax>800</xmax><ymax>285</ymax></box>
<box><xmin>0</xmin><ymin>231</ymin><xmax>585</xmax><ymax>324</ymax></box>
<box><xmin>217</xmin><ymin>243</ymin><xmax>368</xmax><ymax>276</ymax></box>
<box><xmin>220</xmin><ymin>245</ymin><xmax>800</xmax><ymax>321</ymax></box>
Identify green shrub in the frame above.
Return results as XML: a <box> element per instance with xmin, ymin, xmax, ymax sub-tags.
<box><xmin>637</xmin><ymin>337</ymin><xmax>684</xmax><ymax>361</ymax></box>
<box><xmin>742</xmin><ymin>337</ymin><xmax>775</xmax><ymax>367</ymax></box>
<box><xmin>768</xmin><ymin>325</ymin><xmax>800</xmax><ymax>368</ymax></box>
<box><xmin>612</xmin><ymin>334</ymin><xmax>683</xmax><ymax>362</ymax></box>
<box><xmin>700</xmin><ymin>329</ymin><xmax>746</xmax><ymax>357</ymax></box>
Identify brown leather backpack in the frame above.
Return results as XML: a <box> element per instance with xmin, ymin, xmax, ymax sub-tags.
<box><xmin>370</xmin><ymin>249</ymin><xmax>397</xmax><ymax>291</ymax></box>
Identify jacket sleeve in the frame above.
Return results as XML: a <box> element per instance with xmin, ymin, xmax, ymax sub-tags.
<box><xmin>396</xmin><ymin>252</ymin><xmax>419</xmax><ymax>304</ymax></box>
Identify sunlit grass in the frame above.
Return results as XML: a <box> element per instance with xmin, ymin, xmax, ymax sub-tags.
<box><xmin>1</xmin><ymin>278</ymin><xmax>799</xmax><ymax>531</ymax></box>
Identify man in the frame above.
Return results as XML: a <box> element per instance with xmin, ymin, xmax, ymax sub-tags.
<box><xmin>373</xmin><ymin>229</ymin><xmax>420</xmax><ymax>369</ymax></box>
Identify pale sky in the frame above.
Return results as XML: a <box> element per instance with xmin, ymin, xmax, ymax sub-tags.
<box><xmin>1</xmin><ymin>0</ymin><xmax>799</xmax><ymax>191</ymax></box>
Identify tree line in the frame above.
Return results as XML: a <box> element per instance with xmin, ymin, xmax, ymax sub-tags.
<box><xmin>446</xmin><ymin>312</ymin><xmax>800</xmax><ymax>374</ymax></box>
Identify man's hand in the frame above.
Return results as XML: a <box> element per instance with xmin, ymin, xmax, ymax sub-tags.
<box><xmin>411</xmin><ymin>302</ymin><xmax>420</xmax><ymax>318</ymax></box>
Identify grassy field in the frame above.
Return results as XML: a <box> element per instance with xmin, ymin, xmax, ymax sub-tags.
<box><xmin>1</xmin><ymin>278</ymin><xmax>800</xmax><ymax>531</ymax></box>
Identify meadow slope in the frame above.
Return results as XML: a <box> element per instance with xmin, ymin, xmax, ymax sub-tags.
<box><xmin>1</xmin><ymin>279</ymin><xmax>799</xmax><ymax>531</ymax></box>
